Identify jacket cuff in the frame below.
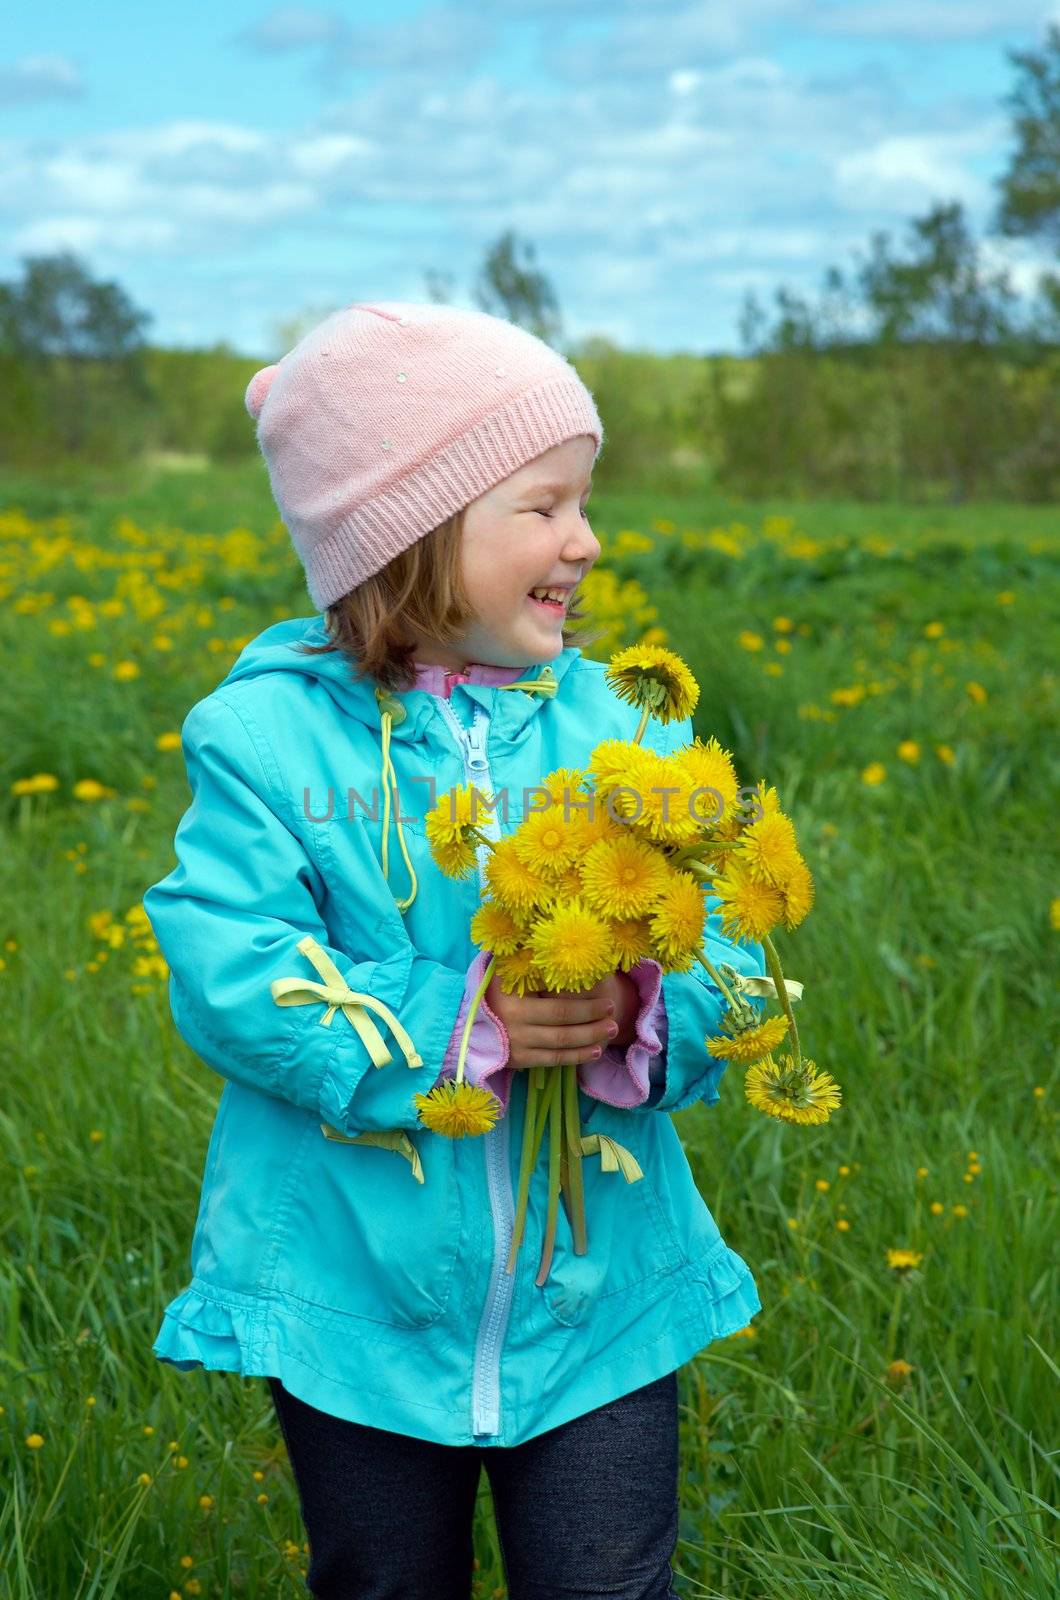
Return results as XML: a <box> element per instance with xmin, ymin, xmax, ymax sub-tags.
<box><xmin>433</xmin><ymin>950</ymin><xmax>513</xmax><ymax>1113</ymax></box>
<box><xmin>576</xmin><ymin>957</ymin><xmax>668</xmax><ymax>1108</ymax></box>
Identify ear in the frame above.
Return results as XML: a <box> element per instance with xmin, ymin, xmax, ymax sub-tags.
<box><xmin>245</xmin><ymin>364</ymin><xmax>280</xmax><ymax>421</ymax></box>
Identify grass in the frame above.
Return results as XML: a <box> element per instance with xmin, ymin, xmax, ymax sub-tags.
<box><xmin>1</xmin><ymin>460</ymin><xmax>1057</xmax><ymax>1597</ymax></box>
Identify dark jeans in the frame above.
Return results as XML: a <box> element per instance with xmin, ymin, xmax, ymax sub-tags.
<box><xmin>268</xmin><ymin>1370</ymin><xmax>681</xmax><ymax>1600</ymax></box>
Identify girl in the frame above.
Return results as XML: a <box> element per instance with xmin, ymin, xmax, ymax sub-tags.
<box><xmin>143</xmin><ymin>301</ymin><xmax>766</xmax><ymax>1600</ymax></box>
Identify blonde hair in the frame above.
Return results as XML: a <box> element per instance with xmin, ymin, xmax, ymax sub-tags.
<box><xmin>296</xmin><ymin>506</ymin><xmax>602</xmax><ymax>693</ymax></box>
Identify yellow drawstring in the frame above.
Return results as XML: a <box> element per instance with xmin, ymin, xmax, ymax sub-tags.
<box><xmin>270</xmin><ymin>933</ymin><xmax>423</xmax><ymax>1069</ymax></box>
<box><xmin>372</xmin><ymin>667</ymin><xmax>558</xmax><ymax>916</ymax></box>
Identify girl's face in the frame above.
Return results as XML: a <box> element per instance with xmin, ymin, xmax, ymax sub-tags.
<box><xmin>414</xmin><ymin>435</ymin><xmax>601</xmax><ymax>671</ymax></box>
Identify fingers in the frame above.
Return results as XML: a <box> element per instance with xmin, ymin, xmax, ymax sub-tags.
<box><xmin>510</xmin><ymin>1039</ymin><xmax>612</xmax><ymax>1069</ymax></box>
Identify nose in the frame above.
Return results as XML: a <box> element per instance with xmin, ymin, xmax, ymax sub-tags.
<box><xmin>562</xmin><ymin>512</ymin><xmax>601</xmax><ymax>567</ymax></box>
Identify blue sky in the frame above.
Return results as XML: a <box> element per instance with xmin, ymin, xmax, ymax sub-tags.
<box><xmin>2</xmin><ymin>1</ymin><xmax>1058</xmax><ymax>357</ymax></box>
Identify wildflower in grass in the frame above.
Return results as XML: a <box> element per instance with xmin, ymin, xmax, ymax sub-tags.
<box><xmin>25</xmin><ymin>1433</ymin><xmax>44</xmax><ymax>1449</ymax></box>
<box><xmin>886</xmin><ymin>1359</ymin><xmax>915</xmax><ymax>1384</ymax></box>
<box><xmin>73</xmin><ymin>778</ymin><xmax>118</xmax><ymax>801</ymax></box>
<box><xmin>897</xmin><ymin>740</ymin><xmax>920</xmax><ymax>762</ymax></box>
<box><xmin>836</xmin><ymin>1218</ymin><xmax>850</xmax><ymax>1231</ymax></box>
<box><xmin>138</xmin><ymin>1473</ymin><xmax>152</xmax><ymax>1486</ymax></box>
<box><xmin>965</xmin><ymin>680</ymin><xmax>988</xmax><ymax>703</ymax></box>
<box><xmin>924</xmin><ymin>621</ymin><xmax>945</xmax><ymax>638</ymax></box>
<box><xmin>930</xmin><ymin>1202</ymin><xmax>944</xmax><ymax>1215</ymax></box>
<box><xmin>11</xmin><ymin>772</ymin><xmax>59</xmax><ymax>795</ymax></box>
<box><xmin>706</xmin><ymin>1012</ymin><xmax>789</xmax><ymax>1066</ymax></box>
<box><xmin>996</xmin><ymin>590</ymin><xmax>1015</xmax><ymax>605</ymax></box>
<box><xmin>744</xmin><ymin>1054</ymin><xmax>842</xmax><ymax>1125</ymax></box>
<box><xmin>1033</xmin><ymin>1085</ymin><xmax>1045</xmax><ymax>1097</ymax></box>
<box><xmin>886</xmin><ymin>1247</ymin><xmax>923</xmax><ymax>1274</ymax></box>
<box><xmin>113</xmin><ymin>660</ymin><xmax>140</xmax><ymax>680</ymax></box>
<box><xmin>815</xmin><ymin>1178</ymin><xmax>830</xmax><ymax>1192</ymax></box>
<box><xmin>952</xmin><ymin>1204</ymin><xmax>969</xmax><ymax>1218</ymax></box>
<box><xmin>1050</xmin><ymin>898</ymin><xmax>1060</xmax><ymax>931</ymax></box>
<box><xmin>156</xmin><ymin>731</ymin><xmax>182</xmax><ymax>751</ymax></box>
<box><xmin>738</xmin><ymin>630</ymin><xmax>764</xmax><ymax>651</ymax></box>
<box><xmin>605</xmin><ymin>643</ymin><xmax>699</xmax><ymax>727</ymax></box>
<box><xmin>861</xmin><ymin>762</ymin><xmax>886</xmax><ymax>786</ymax></box>
<box><xmin>772</xmin><ymin>616</ymin><xmax>794</xmax><ymax>632</ymax></box>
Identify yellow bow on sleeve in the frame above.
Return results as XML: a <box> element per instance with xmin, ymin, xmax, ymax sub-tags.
<box><xmin>270</xmin><ymin>934</ymin><xmax>423</xmax><ymax>1071</ymax></box>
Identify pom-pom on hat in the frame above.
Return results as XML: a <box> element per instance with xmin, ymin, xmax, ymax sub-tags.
<box><xmin>244</xmin><ymin>300</ymin><xmax>605</xmax><ymax>612</ymax></box>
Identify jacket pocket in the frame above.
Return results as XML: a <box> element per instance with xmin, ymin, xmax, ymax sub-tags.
<box><xmin>270</xmin><ymin>1125</ymin><xmax>463</xmax><ymax>1329</ymax></box>
<box><xmin>533</xmin><ymin>1104</ymin><xmax>684</xmax><ymax>1329</ymax></box>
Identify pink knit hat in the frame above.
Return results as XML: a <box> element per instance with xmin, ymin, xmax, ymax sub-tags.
<box><xmin>244</xmin><ymin>300</ymin><xmax>604</xmax><ymax>611</ymax></box>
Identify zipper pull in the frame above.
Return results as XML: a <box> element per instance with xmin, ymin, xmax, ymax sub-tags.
<box><xmin>465</xmin><ymin>715</ymin><xmax>490</xmax><ymax>776</ymax></box>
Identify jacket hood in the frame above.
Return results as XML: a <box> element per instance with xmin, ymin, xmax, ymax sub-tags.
<box><xmin>214</xmin><ymin>614</ymin><xmax>583</xmax><ymax>738</ymax></box>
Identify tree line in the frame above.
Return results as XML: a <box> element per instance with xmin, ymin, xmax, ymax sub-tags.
<box><xmin>2</xmin><ymin>26</ymin><xmax>1058</xmax><ymax>502</ymax></box>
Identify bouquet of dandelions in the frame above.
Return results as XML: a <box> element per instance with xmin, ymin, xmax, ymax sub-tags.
<box><xmin>412</xmin><ymin>644</ymin><xmax>841</xmax><ymax>1287</ymax></box>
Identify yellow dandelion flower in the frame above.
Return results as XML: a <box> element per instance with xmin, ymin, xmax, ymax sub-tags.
<box><xmin>485</xmin><ymin>837</ymin><xmax>556</xmax><ymax>912</ymax></box>
<box><xmin>413</xmin><ymin>1079</ymin><xmax>501</xmax><ymax>1137</ymax></box>
<box><xmin>25</xmin><ymin>1433</ymin><xmax>45</xmax><ymax>1449</ymax></box>
<box><xmin>605</xmin><ymin>644</ymin><xmax>700</xmax><ymax>725</ymax></box>
<box><xmin>935</xmin><ymin>744</ymin><xmax>956</xmax><ymax>765</ymax></box>
<box><xmin>672</xmin><ymin>736</ymin><xmax>740</xmax><ymax>826</ymax></box>
<box><xmin>585</xmin><ymin>738</ymin><xmax>642</xmax><ymax>798</ymax></box>
<box><xmin>425</xmin><ymin>785</ymin><xmax>483</xmax><ymax>878</ymax></box>
<box><xmin>529</xmin><ymin>899</ymin><xmax>615</xmax><ymax>990</ymax></box>
<box><xmin>428</xmin><ymin>833</ymin><xmax>478</xmax><ymax>880</ymax></box>
<box><xmin>897</xmin><ymin>740</ymin><xmax>920</xmax><ymax>762</ymax></box>
<box><xmin>541</xmin><ymin>767</ymin><xmax>587</xmax><ymax>803</ymax></box>
<box><xmin>951</xmin><ymin>1204</ymin><xmax>969</xmax><ymax>1218</ymax></box>
<box><xmin>73</xmin><ymin>779</ymin><xmax>117</xmax><ymax>801</ymax></box>
<box><xmin>608</xmin><ymin>917</ymin><xmax>654</xmax><ymax>971</ymax></box>
<box><xmin>512</xmin><ymin>807</ymin><xmax>582</xmax><ymax>877</ymax></box>
<box><xmin>617</xmin><ymin>748</ymin><xmax>702</xmax><ymax>845</ymax></box>
<box><xmin>706</xmin><ymin>1013</ymin><xmax>789</xmax><ymax>1065</ymax></box>
<box><xmin>580</xmin><ymin>834</ymin><xmax>671</xmax><ymax>918</ymax></box>
<box><xmin>965</xmin><ymin>681</ymin><xmax>987</xmax><ymax>704</ymax></box>
<box><xmin>861</xmin><ymin>762</ymin><xmax>886</xmax><ymax>786</ymax></box>
<box><xmin>886</xmin><ymin>1359</ymin><xmax>915</xmax><ymax>1383</ymax></box>
<box><xmin>738</xmin><ymin>630</ymin><xmax>764</xmax><ymax>651</ymax></box>
<box><xmin>1049</xmin><ymin>897</ymin><xmax>1060</xmax><ymax>931</ymax></box>
<box><xmin>11</xmin><ymin>772</ymin><xmax>60</xmax><ymax>796</ymax></box>
<box><xmin>648</xmin><ymin>872</ymin><xmax>706</xmax><ymax>969</ymax></box>
<box><xmin>777</xmin><ymin>854</ymin><xmax>815</xmax><ymax>930</ymax></box>
<box><xmin>744</xmin><ymin>1054</ymin><xmax>841</xmax><ymax>1125</ymax></box>
<box><xmin>711</xmin><ymin>860</ymin><xmax>784</xmax><ymax>942</ymax></box>
<box><xmin>492</xmin><ymin>947</ymin><xmax>548</xmax><ymax>996</ymax></box>
<box><xmin>470</xmin><ymin>899</ymin><xmax>525</xmax><ymax>956</ymax></box>
<box><xmin>734</xmin><ymin>810</ymin><xmax>800</xmax><ymax>888</ymax></box>
<box><xmin>886</xmin><ymin>1247</ymin><xmax>924</xmax><ymax>1273</ymax></box>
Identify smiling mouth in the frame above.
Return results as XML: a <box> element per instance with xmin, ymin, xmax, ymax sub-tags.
<box><xmin>527</xmin><ymin>584</ymin><xmax>573</xmax><ymax>614</ymax></box>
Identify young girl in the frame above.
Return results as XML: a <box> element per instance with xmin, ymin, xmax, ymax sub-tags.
<box><xmin>143</xmin><ymin>301</ymin><xmax>766</xmax><ymax>1600</ymax></box>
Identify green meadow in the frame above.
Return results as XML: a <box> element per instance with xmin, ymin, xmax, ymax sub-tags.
<box><xmin>1</xmin><ymin>458</ymin><xmax>1057</xmax><ymax>1598</ymax></box>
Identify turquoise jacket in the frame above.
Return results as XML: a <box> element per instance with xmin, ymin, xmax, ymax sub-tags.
<box><xmin>143</xmin><ymin>615</ymin><xmax>765</xmax><ymax>1447</ymax></box>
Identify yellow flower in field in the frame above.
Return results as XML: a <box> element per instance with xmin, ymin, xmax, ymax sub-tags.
<box><xmin>413</xmin><ymin>1079</ymin><xmax>501</xmax><ymax>1137</ymax></box>
<box><xmin>996</xmin><ymin>590</ymin><xmax>1014</xmax><ymax>605</ymax></box>
<box><xmin>581</xmin><ymin>834</ymin><xmax>671</xmax><ymax>918</ymax></box>
<box><xmin>512</xmin><ymin>808</ymin><xmax>581</xmax><ymax>877</ymax></box>
<box><xmin>706</xmin><ymin>1013</ymin><xmax>789</xmax><ymax>1065</ymax></box>
<box><xmin>738</xmin><ymin>630</ymin><xmax>764</xmax><ymax>651</ymax></box>
<box><xmin>10</xmin><ymin>772</ymin><xmax>60</xmax><ymax>796</ymax></box>
<box><xmin>608</xmin><ymin>917</ymin><xmax>654</xmax><ymax>971</ymax></box>
<box><xmin>934</xmin><ymin>744</ymin><xmax>956</xmax><ymax>766</ymax></box>
<box><xmin>886</xmin><ymin>1359</ymin><xmax>915</xmax><ymax>1384</ymax></box>
<box><xmin>648</xmin><ymin>872</ymin><xmax>706</xmax><ymax>969</ymax></box>
<box><xmin>73</xmin><ymin>779</ymin><xmax>118</xmax><ymax>801</ymax></box>
<box><xmin>924</xmin><ymin>621</ymin><xmax>945</xmax><ymax>638</ymax></box>
<box><xmin>965</xmin><ymin>680</ymin><xmax>987</xmax><ymax>704</ymax></box>
<box><xmin>485</xmin><ymin>837</ymin><xmax>555</xmax><ymax>912</ymax></box>
<box><xmin>930</xmin><ymin>1201</ymin><xmax>945</xmax><ymax>1215</ymax></box>
<box><xmin>711</xmin><ymin>860</ymin><xmax>784</xmax><ymax>942</ymax></box>
<box><xmin>470</xmin><ymin>899</ymin><xmax>525</xmax><ymax>956</ymax></box>
<box><xmin>492</xmin><ymin>947</ymin><xmax>548</xmax><ymax>996</ymax></box>
<box><xmin>744</xmin><ymin>1054</ymin><xmax>841</xmax><ymax>1125</ymax></box>
<box><xmin>529</xmin><ymin>899</ymin><xmax>615</xmax><ymax>990</ymax></box>
<box><xmin>672</xmin><ymin>737</ymin><xmax>740</xmax><ymax>824</ymax></box>
<box><xmin>886</xmin><ymin>1247</ymin><xmax>923</xmax><ymax>1274</ymax></box>
<box><xmin>113</xmin><ymin>660</ymin><xmax>140</xmax><ymax>680</ymax></box>
<box><xmin>1050</xmin><ymin>898</ymin><xmax>1060</xmax><ymax>931</ymax></box>
<box><xmin>861</xmin><ymin>762</ymin><xmax>886</xmax><ymax>786</ymax></box>
<box><xmin>734</xmin><ymin>810</ymin><xmax>800</xmax><ymax>888</ymax></box>
<box><xmin>605</xmin><ymin>644</ymin><xmax>700</xmax><ymax>725</ymax></box>
<box><xmin>25</xmin><ymin>1433</ymin><xmax>44</xmax><ymax>1449</ymax></box>
<box><xmin>156</xmin><ymin>731</ymin><xmax>182</xmax><ymax>751</ymax></box>
<box><xmin>897</xmin><ymin>740</ymin><xmax>920</xmax><ymax>762</ymax></box>
<box><xmin>772</xmin><ymin>616</ymin><xmax>794</xmax><ymax>633</ymax></box>
<box><xmin>952</xmin><ymin>1204</ymin><xmax>969</xmax><ymax>1218</ymax></box>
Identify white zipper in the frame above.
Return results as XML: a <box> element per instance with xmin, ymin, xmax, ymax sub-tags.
<box><xmin>433</xmin><ymin>696</ymin><xmax>516</xmax><ymax>1441</ymax></box>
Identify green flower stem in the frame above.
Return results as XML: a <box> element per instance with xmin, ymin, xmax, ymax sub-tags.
<box><xmin>693</xmin><ymin>947</ymin><xmax>740</xmax><ymax>1013</ymax></box>
<box><xmin>506</xmin><ymin>1067</ymin><xmax>541</xmax><ymax>1272</ymax></box>
<box><xmin>467</xmin><ymin>827</ymin><xmax>498</xmax><ymax>853</ymax></box>
<box><xmin>633</xmin><ymin>706</ymin><xmax>651</xmax><ymax>744</ymax></box>
<box><xmin>454</xmin><ymin>954</ymin><xmax>497</xmax><ymax>1087</ymax></box>
<box><xmin>535</xmin><ymin>1075</ymin><xmax>564</xmax><ymax>1286</ymax></box>
<box><xmin>561</xmin><ymin>1062</ymin><xmax>588</xmax><ymax>1254</ymax></box>
<box><xmin>761</xmin><ymin>933</ymin><xmax>801</xmax><ymax>1067</ymax></box>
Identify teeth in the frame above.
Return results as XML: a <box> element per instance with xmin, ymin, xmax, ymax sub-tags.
<box><xmin>530</xmin><ymin>587</ymin><xmax>567</xmax><ymax>603</ymax></box>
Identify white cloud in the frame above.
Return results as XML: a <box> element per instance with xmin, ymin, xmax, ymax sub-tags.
<box><xmin>834</xmin><ymin>123</ymin><xmax>1008</xmax><ymax>212</ymax></box>
<box><xmin>811</xmin><ymin>1</ymin><xmax>1051</xmax><ymax>42</ymax></box>
<box><xmin>0</xmin><ymin>54</ymin><xmax>84</xmax><ymax>105</ymax></box>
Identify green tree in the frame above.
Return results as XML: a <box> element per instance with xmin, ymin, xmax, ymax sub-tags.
<box><xmin>471</xmin><ymin>228</ymin><xmax>564</xmax><ymax>349</ymax></box>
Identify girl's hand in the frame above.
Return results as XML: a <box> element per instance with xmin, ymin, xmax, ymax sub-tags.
<box><xmin>485</xmin><ymin>969</ymin><xmax>639</xmax><ymax>1071</ymax></box>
